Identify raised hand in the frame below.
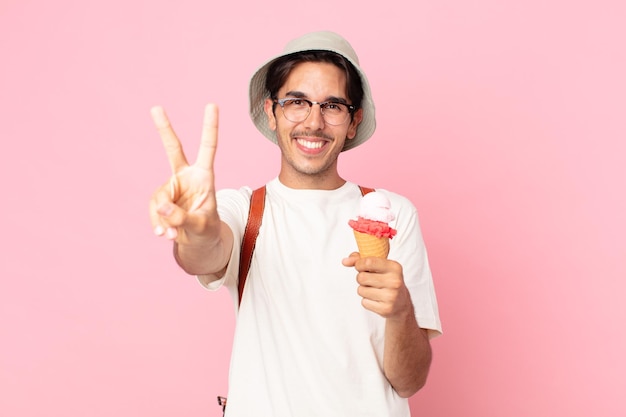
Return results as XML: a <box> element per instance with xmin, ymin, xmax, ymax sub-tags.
<box><xmin>149</xmin><ymin>104</ymin><xmax>221</xmax><ymax>246</ymax></box>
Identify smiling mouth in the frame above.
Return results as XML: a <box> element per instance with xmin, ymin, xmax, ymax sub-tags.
<box><xmin>296</xmin><ymin>139</ymin><xmax>326</xmax><ymax>149</ymax></box>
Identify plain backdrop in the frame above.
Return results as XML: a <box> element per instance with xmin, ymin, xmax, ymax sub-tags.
<box><xmin>1</xmin><ymin>1</ymin><xmax>625</xmax><ymax>416</ymax></box>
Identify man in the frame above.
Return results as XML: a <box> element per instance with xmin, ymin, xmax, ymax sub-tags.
<box><xmin>149</xmin><ymin>31</ymin><xmax>441</xmax><ymax>416</ymax></box>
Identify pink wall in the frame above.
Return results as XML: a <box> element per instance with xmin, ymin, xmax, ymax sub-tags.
<box><xmin>1</xmin><ymin>1</ymin><xmax>624</xmax><ymax>416</ymax></box>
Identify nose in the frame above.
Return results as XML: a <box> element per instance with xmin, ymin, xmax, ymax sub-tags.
<box><xmin>303</xmin><ymin>102</ymin><xmax>325</xmax><ymax>131</ymax></box>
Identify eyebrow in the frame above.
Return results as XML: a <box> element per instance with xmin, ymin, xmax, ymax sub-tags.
<box><xmin>284</xmin><ymin>91</ymin><xmax>349</xmax><ymax>104</ymax></box>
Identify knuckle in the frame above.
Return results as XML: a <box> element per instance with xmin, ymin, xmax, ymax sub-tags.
<box><xmin>389</xmin><ymin>277</ymin><xmax>403</xmax><ymax>290</ymax></box>
<box><xmin>363</xmin><ymin>257</ymin><xmax>376</xmax><ymax>269</ymax></box>
<box><xmin>356</xmin><ymin>286</ymin><xmax>365</xmax><ymax>297</ymax></box>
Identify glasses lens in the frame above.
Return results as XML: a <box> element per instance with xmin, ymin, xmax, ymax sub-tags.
<box><xmin>282</xmin><ymin>99</ymin><xmax>310</xmax><ymax>123</ymax></box>
<box><xmin>320</xmin><ymin>102</ymin><xmax>350</xmax><ymax>125</ymax></box>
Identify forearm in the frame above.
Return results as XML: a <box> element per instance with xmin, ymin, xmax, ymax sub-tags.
<box><xmin>173</xmin><ymin>221</ymin><xmax>234</xmax><ymax>278</ymax></box>
<box><xmin>383</xmin><ymin>304</ymin><xmax>432</xmax><ymax>398</ymax></box>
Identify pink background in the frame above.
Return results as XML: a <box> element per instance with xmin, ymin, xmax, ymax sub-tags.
<box><xmin>1</xmin><ymin>1</ymin><xmax>625</xmax><ymax>416</ymax></box>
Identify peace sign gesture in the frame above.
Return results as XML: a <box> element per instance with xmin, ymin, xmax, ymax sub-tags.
<box><xmin>149</xmin><ymin>104</ymin><xmax>222</xmax><ymax>247</ymax></box>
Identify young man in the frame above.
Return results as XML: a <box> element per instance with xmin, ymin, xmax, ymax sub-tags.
<box><xmin>149</xmin><ymin>31</ymin><xmax>441</xmax><ymax>416</ymax></box>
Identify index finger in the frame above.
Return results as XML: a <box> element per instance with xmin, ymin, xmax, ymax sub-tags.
<box><xmin>355</xmin><ymin>257</ymin><xmax>390</xmax><ymax>274</ymax></box>
<box><xmin>195</xmin><ymin>103</ymin><xmax>219</xmax><ymax>170</ymax></box>
<box><xmin>151</xmin><ymin>105</ymin><xmax>189</xmax><ymax>173</ymax></box>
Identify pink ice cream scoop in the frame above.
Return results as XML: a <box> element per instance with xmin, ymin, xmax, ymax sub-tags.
<box><xmin>348</xmin><ymin>192</ymin><xmax>397</xmax><ymax>257</ymax></box>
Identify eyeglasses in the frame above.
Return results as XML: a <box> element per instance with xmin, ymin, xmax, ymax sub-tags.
<box><xmin>274</xmin><ymin>98</ymin><xmax>356</xmax><ymax>125</ymax></box>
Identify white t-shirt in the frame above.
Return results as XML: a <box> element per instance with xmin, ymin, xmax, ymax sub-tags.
<box><xmin>201</xmin><ymin>178</ymin><xmax>441</xmax><ymax>417</ymax></box>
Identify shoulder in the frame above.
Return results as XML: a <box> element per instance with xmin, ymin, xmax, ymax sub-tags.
<box><xmin>217</xmin><ymin>186</ymin><xmax>253</xmax><ymax>204</ymax></box>
<box><xmin>215</xmin><ymin>186</ymin><xmax>256</xmax><ymax>224</ymax></box>
<box><xmin>370</xmin><ymin>188</ymin><xmax>418</xmax><ymax>213</ymax></box>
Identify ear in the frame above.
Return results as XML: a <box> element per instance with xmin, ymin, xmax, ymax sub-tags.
<box><xmin>264</xmin><ymin>98</ymin><xmax>277</xmax><ymax>131</ymax></box>
<box><xmin>346</xmin><ymin>108</ymin><xmax>363</xmax><ymax>140</ymax></box>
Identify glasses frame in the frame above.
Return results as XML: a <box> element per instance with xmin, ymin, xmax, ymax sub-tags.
<box><xmin>273</xmin><ymin>98</ymin><xmax>356</xmax><ymax>126</ymax></box>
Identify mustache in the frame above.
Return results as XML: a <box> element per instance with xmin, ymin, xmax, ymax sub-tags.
<box><xmin>290</xmin><ymin>130</ymin><xmax>333</xmax><ymax>141</ymax></box>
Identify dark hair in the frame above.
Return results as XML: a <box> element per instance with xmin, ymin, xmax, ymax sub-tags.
<box><xmin>265</xmin><ymin>50</ymin><xmax>364</xmax><ymax>110</ymax></box>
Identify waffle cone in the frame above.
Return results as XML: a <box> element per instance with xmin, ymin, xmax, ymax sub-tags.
<box><xmin>353</xmin><ymin>230</ymin><xmax>389</xmax><ymax>259</ymax></box>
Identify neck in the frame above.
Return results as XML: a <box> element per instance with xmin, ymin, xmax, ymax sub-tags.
<box><xmin>278</xmin><ymin>170</ymin><xmax>346</xmax><ymax>190</ymax></box>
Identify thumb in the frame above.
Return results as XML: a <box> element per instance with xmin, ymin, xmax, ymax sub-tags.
<box><xmin>158</xmin><ymin>202</ymin><xmax>219</xmax><ymax>241</ymax></box>
<box><xmin>342</xmin><ymin>252</ymin><xmax>361</xmax><ymax>267</ymax></box>
<box><xmin>157</xmin><ymin>202</ymin><xmax>188</xmax><ymax>229</ymax></box>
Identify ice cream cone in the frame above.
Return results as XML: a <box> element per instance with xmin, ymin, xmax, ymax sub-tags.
<box><xmin>353</xmin><ymin>230</ymin><xmax>389</xmax><ymax>259</ymax></box>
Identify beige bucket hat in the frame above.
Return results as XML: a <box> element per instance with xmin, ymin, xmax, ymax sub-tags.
<box><xmin>249</xmin><ymin>31</ymin><xmax>376</xmax><ymax>152</ymax></box>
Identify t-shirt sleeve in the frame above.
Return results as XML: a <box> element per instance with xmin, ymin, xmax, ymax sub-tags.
<box><xmin>387</xmin><ymin>192</ymin><xmax>442</xmax><ymax>338</ymax></box>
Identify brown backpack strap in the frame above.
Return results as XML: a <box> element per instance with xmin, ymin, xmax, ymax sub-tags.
<box><xmin>359</xmin><ymin>186</ymin><xmax>375</xmax><ymax>196</ymax></box>
<box><xmin>237</xmin><ymin>186</ymin><xmax>266</xmax><ymax>307</ymax></box>
<box><xmin>236</xmin><ymin>184</ymin><xmax>373</xmax><ymax>307</ymax></box>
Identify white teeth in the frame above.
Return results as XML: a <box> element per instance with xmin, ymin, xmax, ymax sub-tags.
<box><xmin>297</xmin><ymin>139</ymin><xmax>324</xmax><ymax>149</ymax></box>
